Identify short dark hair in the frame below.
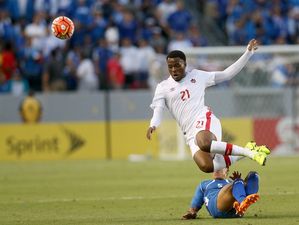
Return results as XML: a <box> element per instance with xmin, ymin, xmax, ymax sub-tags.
<box><xmin>166</xmin><ymin>50</ymin><xmax>186</xmax><ymax>62</ymax></box>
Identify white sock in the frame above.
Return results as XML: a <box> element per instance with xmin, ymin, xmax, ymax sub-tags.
<box><xmin>210</xmin><ymin>140</ymin><xmax>254</xmax><ymax>159</ymax></box>
<box><xmin>213</xmin><ymin>154</ymin><xmax>244</xmax><ymax>171</ymax></box>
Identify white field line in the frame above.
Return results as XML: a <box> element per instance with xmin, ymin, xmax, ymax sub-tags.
<box><xmin>0</xmin><ymin>192</ymin><xmax>298</xmax><ymax>204</ymax></box>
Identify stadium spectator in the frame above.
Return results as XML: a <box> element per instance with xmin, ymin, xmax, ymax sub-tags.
<box><xmin>270</xmin><ymin>60</ymin><xmax>297</xmax><ymax>88</ymax></box>
<box><xmin>92</xmin><ymin>38</ymin><xmax>113</xmax><ymax>90</ymax></box>
<box><xmin>19</xmin><ymin>90</ymin><xmax>42</xmax><ymax>123</ymax></box>
<box><xmin>73</xmin><ymin>0</ymin><xmax>93</xmax><ymax>27</ymax></box>
<box><xmin>34</xmin><ymin>0</ymin><xmax>59</xmax><ymax>16</ymax></box>
<box><xmin>6</xmin><ymin>0</ymin><xmax>34</xmax><ymax>22</ymax></box>
<box><xmin>182</xmin><ymin>169</ymin><xmax>260</xmax><ymax>219</ymax></box>
<box><xmin>42</xmin><ymin>48</ymin><xmax>66</xmax><ymax>92</ymax></box>
<box><xmin>117</xmin><ymin>9</ymin><xmax>138</xmax><ymax>44</ymax></box>
<box><xmin>20</xmin><ymin>37</ymin><xmax>44</xmax><ymax>91</ymax></box>
<box><xmin>7</xmin><ymin>69</ymin><xmax>29</xmax><ymax>96</ymax></box>
<box><xmin>0</xmin><ymin>42</ymin><xmax>17</xmax><ymax>81</ymax></box>
<box><xmin>146</xmin><ymin>39</ymin><xmax>270</xmax><ymax>174</ymax></box>
<box><xmin>106</xmin><ymin>51</ymin><xmax>125</xmax><ymax>89</ymax></box>
<box><xmin>90</xmin><ymin>8</ymin><xmax>108</xmax><ymax>42</ymax></box>
<box><xmin>136</xmin><ymin>38</ymin><xmax>156</xmax><ymax>88</ymax></box>
<box><xmin>76</xmin><ymin>51</ymin><xmax>99</xmax><ymax>92</ymax></box>
<box><xmin>41</xmin><ymin>26</ymin><xmax>66</xmax><ymax>58</ymax></box>
<box><xmin>119</xmin><ymin>38</ymin><xmax>138</xmax><ymax>89</ymax></box>
<box><xmin>0</xmin><ymin>9</ymin><xmax>15</xmax><ymax>43</ymax></box>
<box><xmin>148</xmin><ymin>45</ymin><xmax>169</xmax><ymax>90</ymax></box>
<box><xmin>0</xmin><ymin>71</ymin><xmax>9</xmax><ymax>93</ymax></box>
<box><xmin>155</xmin><ymin>0</ymin><xmax>177</xmax><ymax>28</ymax></box>
<box><xmin>167</xmin><ymin>0</ymin><xmax>192</xmax><ymax>33</ymax></box>
<box><xmin>24</xmin><ymin>12</ymin><xmax>47</xmax><ymax>50</ymax></box>
<box><xmin>138</xmin><ymin>17</ymin><xmax>157</xmax><ymax>42</ymax></box>
<box><xmin>149</xmin><ymin>27</ymin><xmax>167</xmax><ymax>53</ymax></box>
<box><xmin>105</xmin><ymin>23</ymin><xmax>120</xmax><ymax>53</ymax></box>
<box><xmin>188</xmin><ymin>24</ymin><xmax>208</xmax><ymax>47</ymax></box>
<box><xmin>63</xmin><ymin>54</ymin><xmax>78</xmax><ymax>91</ymax></box>
<box><xmin>287</xmin><ymin>7</ymin><xmax>299</xmax><ymax>43</ymax></box>
<box><xmin>167</xmin><ymin>31</ymin><xmax>193</xmax><ymax>52</ymax></box>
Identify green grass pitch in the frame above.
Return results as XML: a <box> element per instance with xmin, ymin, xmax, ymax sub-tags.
<box><xmin>0</xmin><ymin>156</ymin><xmax>299</xmax><ymax>225</ymax></box>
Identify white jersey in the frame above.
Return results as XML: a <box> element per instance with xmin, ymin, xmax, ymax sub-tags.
<box><xmin>150</xmin><ymin>69</ymin><xmax>216</xmax><ymax>139</ymax></box>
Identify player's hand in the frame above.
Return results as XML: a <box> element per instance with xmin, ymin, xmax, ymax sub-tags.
<box><xmin>146</xmin><ymin>126</ymin><xmax>156</xmax><ymax>140</ymax></box>
<box><xmin>247</xmin><ymin>39</ymin><xmax>258</xmax><ymax>52</ymax></box>
<box><xmin>229</xmin><ymin>171</ymin><xmax>242</xmax><ymax>180</ymax></box>
<box><xmin>181</xmin><ymin>208</ymin><xmax>198</xmax><ymax>220</ymax></box>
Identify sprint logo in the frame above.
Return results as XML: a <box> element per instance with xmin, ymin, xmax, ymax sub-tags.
<box><xmin>60</xmin><ymin>126</ymin><xmax>85</xmax><ymax>155</ymax></box>
<box><xmin>6</xmin><ymin>126</ymin><xmax>85</xmax><ymax>157</ymax></box>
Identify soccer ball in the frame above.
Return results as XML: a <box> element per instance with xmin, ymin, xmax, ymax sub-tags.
<box><xmin>51</xmin><ymin>16</ymin><xmax>74</xmax><ymax>40</ymax></box>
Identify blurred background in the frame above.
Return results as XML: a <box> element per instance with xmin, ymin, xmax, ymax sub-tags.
<box><xmin>0</xmin><ymin>0</ymin><xmax>299</xmax><ymax>161</ymax></box>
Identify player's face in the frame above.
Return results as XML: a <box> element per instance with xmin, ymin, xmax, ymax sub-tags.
<box><xmin>167</xmin><ymin>57</ymin><xmax>186</xmax><ymax>81</ymax></box>
<box><xmin>213</xmin><ymin>168</ymin><xmax>228</xmax><ymax>179</ymax></box>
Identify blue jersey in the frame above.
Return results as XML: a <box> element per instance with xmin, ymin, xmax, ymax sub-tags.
<box><xmin>191</xmin><ymin>179</ymin><xmax>239</xmax><ymax>218</ymax></box>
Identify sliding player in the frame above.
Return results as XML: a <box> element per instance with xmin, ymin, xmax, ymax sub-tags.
<box><xmin>182</xmin><ymin>169</ymin><xmax>260</xmax><ymax>219</ymax></box>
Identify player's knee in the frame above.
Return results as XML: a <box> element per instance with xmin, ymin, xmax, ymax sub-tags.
<box><xmin>196</xmin><ymin>138</ymin><xmax>212</xmax><ymax>152</ymax></box>
<box><xmin>197</xmin><ymin>161</ymin><xmax>213</xmax><ymax>173</ymax></box>
<box><xmin>193</xmin><ymin>150</ymin><xmax>214</xmax><ymax>173</ymax></box>
<box><xmin>245</xmin><ymin>171</ymin><xmax>258</xmax><ymax>182</ymax></box>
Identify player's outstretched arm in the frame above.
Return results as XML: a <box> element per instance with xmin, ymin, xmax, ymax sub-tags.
<box><xmin>214</xmin><ymin>39</ymin><xmax>259</xmax><ymax>84</ymax></box>
<box><xmin>247</xmin><ymin>39</ymin><xmax>258</xmax><ymax>52</ymax></box>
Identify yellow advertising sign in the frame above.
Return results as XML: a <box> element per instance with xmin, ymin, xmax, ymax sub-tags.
<box><xmin>110</xmin><ymin>121</ymin><xmax>159</xmax><ymax>159</ymax></box>
<box><xmin>221</xmin><ymin>118</ymin><xmax>253</xmax><ymax>145</ymax></box>
<box><xmin>0</xmin><ymin>122</ymin><xmax>106</xmax><ymax>161</ymax></box>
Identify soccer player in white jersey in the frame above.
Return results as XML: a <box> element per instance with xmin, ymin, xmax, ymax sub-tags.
<box><xmin>146</xmin><ymin>39</ymin><xmax>270</xmax><ymax>173</ymax></box>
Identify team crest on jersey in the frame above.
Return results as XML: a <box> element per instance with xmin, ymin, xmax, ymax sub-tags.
<box><xmin>217</xmin><ymin>184</ymin><xmax>223</xmax><ymax>188</ymax></box>
<box><xmin>170</xmin><ymin>87</ymin><xmax>175</xmax><ymax>92</ymax></box>
<box><xmin>191</xmin><ymin>79</ymin><xmax>196</xmax><ymax>83</ymax></box>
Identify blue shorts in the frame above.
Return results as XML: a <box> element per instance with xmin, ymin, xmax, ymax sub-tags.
<box><xmin>206</xmin><ymin>190</ymin><xmax>239</xmax><ymax>218</ymax></box>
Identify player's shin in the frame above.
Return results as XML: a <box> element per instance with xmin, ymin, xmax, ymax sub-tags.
<box><xmin>232</xmin><ymin>179</ymin><xmax>247</xmax><ymax>203</ymax></box>
<box><xmin>212</xmin><ymin>154</ymin><xmax>244</xmax><ymax>171</ymax></box>
<box><xmin>210</xmin><ymin>141</ymin><xmax>255</xmax><ymax>158</ymax></box>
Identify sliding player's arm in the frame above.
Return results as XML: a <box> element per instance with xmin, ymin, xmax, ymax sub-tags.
<box><xmin>182</xmin><ymin>182</ymin><xmax>205</xmax><ymax>220</ymax></box>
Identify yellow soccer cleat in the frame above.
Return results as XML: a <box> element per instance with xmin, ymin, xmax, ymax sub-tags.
<box><xmin>245</xmin><ymin>141</ymin><xmax>257</xmax><ymax>151</ymax></box>
<box><xmin>252</xmin><ymin>152</ymin><xmax>267</xmax><ymax>166</ymax></box>
<box><xmin>245</xmin><ymin>141</ymin><xmax>271</xmax><ymax>155</ymax></box>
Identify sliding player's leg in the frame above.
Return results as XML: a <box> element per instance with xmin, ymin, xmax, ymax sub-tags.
<box><xmin>216</xmin><ymin>183</ymin><xmax>236</xmax><ymax>213</ymax></box>
<box><xmin>232</xmin><ymin>178</ymin><xmax>260</xmax><ymax>215</ymax></box>
<box><xmin>244</xmin><ymin>171</ymin><xmax>259</xmax><ymax>195</ymax></box>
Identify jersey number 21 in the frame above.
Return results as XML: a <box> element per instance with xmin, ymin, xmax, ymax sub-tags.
<box><xmin>180</xmin><ymin>89</ymin><xmax>190</xmax><ymax>101</ymax></box>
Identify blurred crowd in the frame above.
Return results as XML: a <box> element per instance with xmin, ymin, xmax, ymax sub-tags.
<box><xmin>197</xmin><ymin>0</ymin><xmax>299</xmax><ymax>87</ymax></box>
<box><xmin>0</xmin><ymin>0</ymin><xmax>206</xmax><ymax>95</ymax></box>
<box><xmin>0</xmin><ymin>0</ymin><xmax>299</xmax><ymax>96</ymax></box>
<box><xmin>203</xmin><ymin>0</ymin><xmax>299</xmax><ymax>45</ymax></box>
